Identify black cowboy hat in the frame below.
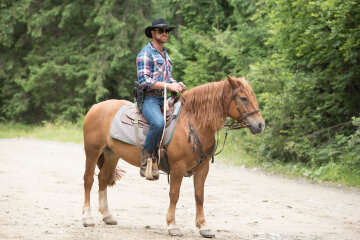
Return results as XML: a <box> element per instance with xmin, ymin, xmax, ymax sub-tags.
<box><xmin>145</xmin><ymin>18</ymin><xmax>175</xmax><ymax>38</ymax></box>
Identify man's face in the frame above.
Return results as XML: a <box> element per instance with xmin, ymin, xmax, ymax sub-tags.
<box><xmin>152</xmin><ymin>28</ymin><xmax>169</xmax><ymax>44</ymax></box>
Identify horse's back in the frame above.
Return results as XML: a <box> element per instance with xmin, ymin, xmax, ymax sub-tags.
<box><xmin>84</xmin><ymin>99</ymin><xmax>132</xmax><ymax>142</ymax></box>
<box><xmin>86</xmin><ymin>99</ymin><xmax>132</xmax><ymax>116</ymax></box>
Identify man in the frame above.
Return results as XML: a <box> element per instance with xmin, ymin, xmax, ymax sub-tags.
<box><xmin>136</xmin><ymin>18</ymin><xmax>186</xmax><ymax>179</ymax></box>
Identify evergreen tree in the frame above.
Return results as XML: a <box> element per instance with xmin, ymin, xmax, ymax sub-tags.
<box><xmin>0</xmin><ymin>0</ymin><xmax>150</xmax><ymax>122</ymax></box>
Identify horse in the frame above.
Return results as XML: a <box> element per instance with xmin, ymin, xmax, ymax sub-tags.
<box><xmin>81</xmin><ymin>76</ymin><xmax>265</xmax><ymax>238</ymax></box>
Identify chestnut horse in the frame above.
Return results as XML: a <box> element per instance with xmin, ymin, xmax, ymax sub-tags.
<box><xmin>82</xmin><ymin>76</ymin><xmax>265</xmax><ymax>238</ymax></box>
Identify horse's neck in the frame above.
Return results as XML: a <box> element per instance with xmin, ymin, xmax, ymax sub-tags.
<box><xmin>181</xmin><ymin>80</ymin><xmax>230</xmax><ymax>146</ymax></box>
<box><xmin>197</xmin><ymin>107</ymin><xmax>227</xmax><ymax>134</ymax></box>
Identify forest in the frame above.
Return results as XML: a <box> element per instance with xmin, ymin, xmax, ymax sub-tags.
<box><xmin>1</xmin><ymin>0</ymin><xmax>359</xmax><ymax>184</ymax></box>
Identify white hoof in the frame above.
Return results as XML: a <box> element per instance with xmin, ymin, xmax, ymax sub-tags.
<box><xmin>82</xmin><ymin>206</ymin><xmax>95</xmax><ymax>227</ymax></box>
<box><xmin>82</xmin><ymin>216</ymin><xmax>95</xmax><ymax>227</ymax></box>
<box><xmin>103</xmin><ymin>215</ymin><xmax>117</xmax><ymax>225</ymax></box>
<box><xmin>168</xmin><ymin>224</ymin><xmax>183</xmax><ymax>237</ymax></box>
<box><xmin>199</xmin><ymin>225</ymin><xmax>215</xmax><ymax>238</ymax></box>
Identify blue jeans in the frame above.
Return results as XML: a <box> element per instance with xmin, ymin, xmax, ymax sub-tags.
<box><xmin>142</xmin><ymin>95</ymin><xmax>165</xmax><ymax>154</ymax></box>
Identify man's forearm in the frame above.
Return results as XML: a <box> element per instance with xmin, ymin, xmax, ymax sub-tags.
<box><xmin>149</xmin><ymin>82</ymin><xmax>166</xmax><ymax>90</ymax></box>
<box><xmin>148</xmin><ymin>81</ymin><xmax>185</xmax><ymax>93</ymax></box>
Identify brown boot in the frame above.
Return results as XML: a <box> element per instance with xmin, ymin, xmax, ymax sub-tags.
<box><xmin>140</xmin><ymin>149</ymin><xmax>152</xmax><ymax>177</ymax></box>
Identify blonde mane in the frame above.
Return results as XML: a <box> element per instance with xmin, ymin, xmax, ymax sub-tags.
<box><xmin>180</xmin><ymin>77</ymin><xmax>258</xmax><ymax>133</ymax></box>
<box><xmin>180</xmin><ymin>80</ymin><xmax>230</xmax><ymax>133</ymax></box>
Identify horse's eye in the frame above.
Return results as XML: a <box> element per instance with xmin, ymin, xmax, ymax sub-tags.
<box><xmin>240</xmin><ymin>97</ymin><xmax>248</xmax><ymax>102</ymax></box>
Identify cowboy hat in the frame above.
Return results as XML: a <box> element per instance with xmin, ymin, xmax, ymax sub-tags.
<box><xmin>145</xmin><ymin>18</ymin><xmax>175</xmax><ymax>38</ymax></box>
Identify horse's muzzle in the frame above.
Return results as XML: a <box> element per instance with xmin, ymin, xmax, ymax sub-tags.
<box><xmin>249</xmin><ymin>121</ymin><xmax>265</xmax><ymax>134</ymax></box>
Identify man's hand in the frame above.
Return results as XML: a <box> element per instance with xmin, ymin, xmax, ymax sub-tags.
<box><xmin>168</xmin><ymin>82</ymin><xmax>186</xmax><ymax>93</ymax></box>
<box><xmin>179</xmin><ymin>82</ymin><xmax>186</xmax><ymax>92</ymax></box>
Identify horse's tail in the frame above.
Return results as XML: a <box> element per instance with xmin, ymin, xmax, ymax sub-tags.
<box><xmin>97</xmin><ymin>148</ymin><xmax>125</xmax><ymax>187</ymax></box>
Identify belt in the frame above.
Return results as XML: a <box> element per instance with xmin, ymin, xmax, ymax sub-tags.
<box><xmin>145</xmin><ymin>91</ymin><xmax>164</xmax><ymax>96</ymax></box>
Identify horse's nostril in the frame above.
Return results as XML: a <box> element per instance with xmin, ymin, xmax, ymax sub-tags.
<box><xmin>259</xmin><ymin>122</ymin><xmax>264</xmax><ymax>129</ymax></box>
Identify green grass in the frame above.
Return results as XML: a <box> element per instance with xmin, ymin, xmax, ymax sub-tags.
<box><xmin>258</xmin><ymin>160</ymin><xmax>360</xmax><ymax>187</ymax></box>
<box><xmin>219</xmin><ymin>151</ymin><xmax>360</xmax><ymax>188</ymax></box>
<box><xmin>0</xmin><ymin>122</ymin><xmax>83</xmax><ymax>144</ymax></box>
<box><xmin>215</xmin><ymin>129</ymin><xmax>262</xmax><ymax>168</ymax></box>
<box><xmin>216</xmin><ymin>129</ymin><xmax>360</xmax><ymax>188</ymax></box>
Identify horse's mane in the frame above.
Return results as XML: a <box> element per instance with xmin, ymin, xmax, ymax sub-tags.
<box><xmin>180</xmin><ymin>77</ymin><xmax>258</xmax><ymax>133</ymax></box>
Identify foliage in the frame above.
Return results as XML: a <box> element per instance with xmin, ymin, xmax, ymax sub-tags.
<box><xmin>248</xmin><ymin>0</ymin><xmax>360</xmax><ymax>168</ymax></box>
<box><xmin>0</xmin><ymin>0</ymin><xmax>150</xmax><ymax>123</ymax></box>
<box><xmin>167</xmin><ymin>0</ymin><xmax>269</xmax><ymax>87</ymax></box>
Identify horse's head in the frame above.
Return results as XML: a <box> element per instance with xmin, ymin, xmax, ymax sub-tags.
<box><xmin>226</xmin><ymin>76</ymin><xmax>265</xmax><ymax>134</ymax></box>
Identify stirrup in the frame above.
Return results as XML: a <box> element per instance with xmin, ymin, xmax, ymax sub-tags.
<box><xmin>152</xmin><ymin>158</ymin><xmax>159</xmax><ymax>180</ymax></box>
<box><xmin>145</xmin><ymin>159</ymin><xmax>159</xmax><ymax>181</ymax></box>
<box><xmin>145</xmin><ymin>158</ymin><xmax>153</xmax><ymax>180</ymax></box>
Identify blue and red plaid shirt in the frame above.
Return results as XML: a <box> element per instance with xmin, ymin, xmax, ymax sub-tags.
<box><xmin>136</xmin><ymin>41</ymin><xmax>176</xmax><ymax>90</ymax></box>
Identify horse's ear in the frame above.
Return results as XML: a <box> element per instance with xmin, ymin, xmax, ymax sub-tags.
<box><xmin>227</xmin><ymin>75</ymin><xmax>237</xmax><ymax>88</ymax></box>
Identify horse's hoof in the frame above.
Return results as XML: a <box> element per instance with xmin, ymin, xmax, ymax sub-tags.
<box><xmin>199</xmin><ymin>229</ymin><xmax>215</xmax><ymax>238</ymax></box>
<box><xmin>82</xmin><ymin>216</ymin><xmax>95</xmax><ymax>227</ymax></box>
<box><xmin>103</xmin><ymin>215</ymin><xmax>117</xmax><ymax>225</ymax></box>
<box><xmin>168</xmin><ymin>226</ymin><xmax>183</xmax><ymax>237</ymax></box>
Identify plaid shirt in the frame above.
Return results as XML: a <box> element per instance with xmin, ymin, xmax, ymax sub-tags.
<box><xmin>136</xmin><ymin>42</ymin><xmax>176</xmax><ymax>90</ymax></box>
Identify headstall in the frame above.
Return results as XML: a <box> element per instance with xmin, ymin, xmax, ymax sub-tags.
<box><xmin>224</xmin><ymin>88</ymin><xmax>259</xmax><ymax>130</ymax></box>
<box><xmin>184</xmin><ymin>87</ymin><xmax>260</xmax><ymax>171</ymax></box>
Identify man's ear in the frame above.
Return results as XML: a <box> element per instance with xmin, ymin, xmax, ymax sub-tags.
<box><xmin>227</xmin><ymin>75</ymin><xmax>238</xmax><ymax>88</ymax></box>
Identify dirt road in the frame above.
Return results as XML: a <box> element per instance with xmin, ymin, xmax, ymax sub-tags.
<box><xmin>0</xmin><ymin>138</ymin><xmax>359</xmax><ymax>240</ymax></box>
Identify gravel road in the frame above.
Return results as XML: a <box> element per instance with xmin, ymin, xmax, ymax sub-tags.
<box><xmin>0</xmin><ymin>138</ymin><xmax>359</xmax><ymax>240</ymax></box>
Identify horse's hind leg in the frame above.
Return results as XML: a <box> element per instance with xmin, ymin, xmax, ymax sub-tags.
<box><xmin>193</xmin><ymin>162</ymin><xmax>215</xmax><ymax>238</ymax></box>
<box><xmin>98</xmin><ymin>147</ymin><xmax>120</xmax><ymax>225</ymax></box>
<box><xmin>82</xmin><ymin>145</ymin><xmax>102</xmax><ymax>227</ymax></box>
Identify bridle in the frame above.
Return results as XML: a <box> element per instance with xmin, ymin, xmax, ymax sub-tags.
<box><xmin>225</xmin><ymin>88</ymin><xmax>260</xmax><ymax>129</ymax></box>
<box><xmin>197</xmin><ymin>87</ymin><xmax>260</xmax><ymax>162</ymax></box>
<box><xmin>181</xmin><ymin>86</ymin><xmax>261</xmax><ymax>171</ymax></box>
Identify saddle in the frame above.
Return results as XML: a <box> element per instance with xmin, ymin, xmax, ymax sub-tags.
<box><xmin>109</xmin><ymin>97</ymin><xmax>181</xmax><ymax>147</ymax></box>
<box><xmin>120</xmin><ymin>97</ymin><xmax>178</xmax><ymax>136</ymax></box>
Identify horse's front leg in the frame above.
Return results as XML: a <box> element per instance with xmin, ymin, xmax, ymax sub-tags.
<box><xmin>193</xmin><ymin>161</ymin><xmax>215</xmax><ymax>238</ymax></box>
<box><xmin>166</xmin><ymin>162</ymin><xmax>186</xmax><ymax>237</ymax></box>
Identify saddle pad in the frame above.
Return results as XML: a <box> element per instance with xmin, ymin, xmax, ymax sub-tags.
<box><xmin>109</xmin><ymin>102</ymin><xmax>182</xmax><ymax>147</ymax></box>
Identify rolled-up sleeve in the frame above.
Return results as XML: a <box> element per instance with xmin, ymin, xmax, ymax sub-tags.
<box><xmin>137</xmin><ymin>51</ymin><xmax>156</xmax><ymax>89</ymax></box>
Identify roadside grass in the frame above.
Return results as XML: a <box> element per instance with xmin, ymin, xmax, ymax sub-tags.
<box><xmin>0</xmin><ymin>122</ymin><xmax>83</xmax><ymax>144</ymax></box>
<box><xmin>1</xmin><ymin>122</ymin><xmax>359</xmax><ymax>188</ymax></box>
<box><xmin>258</xmin><ymin>160</ymin><xmax>360</xmax><ymax>188</ymax></box>
<box><xmin>216</xmin><ymin>129</ymin><xmax>360</xmax><ymax>188</ymax></box>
